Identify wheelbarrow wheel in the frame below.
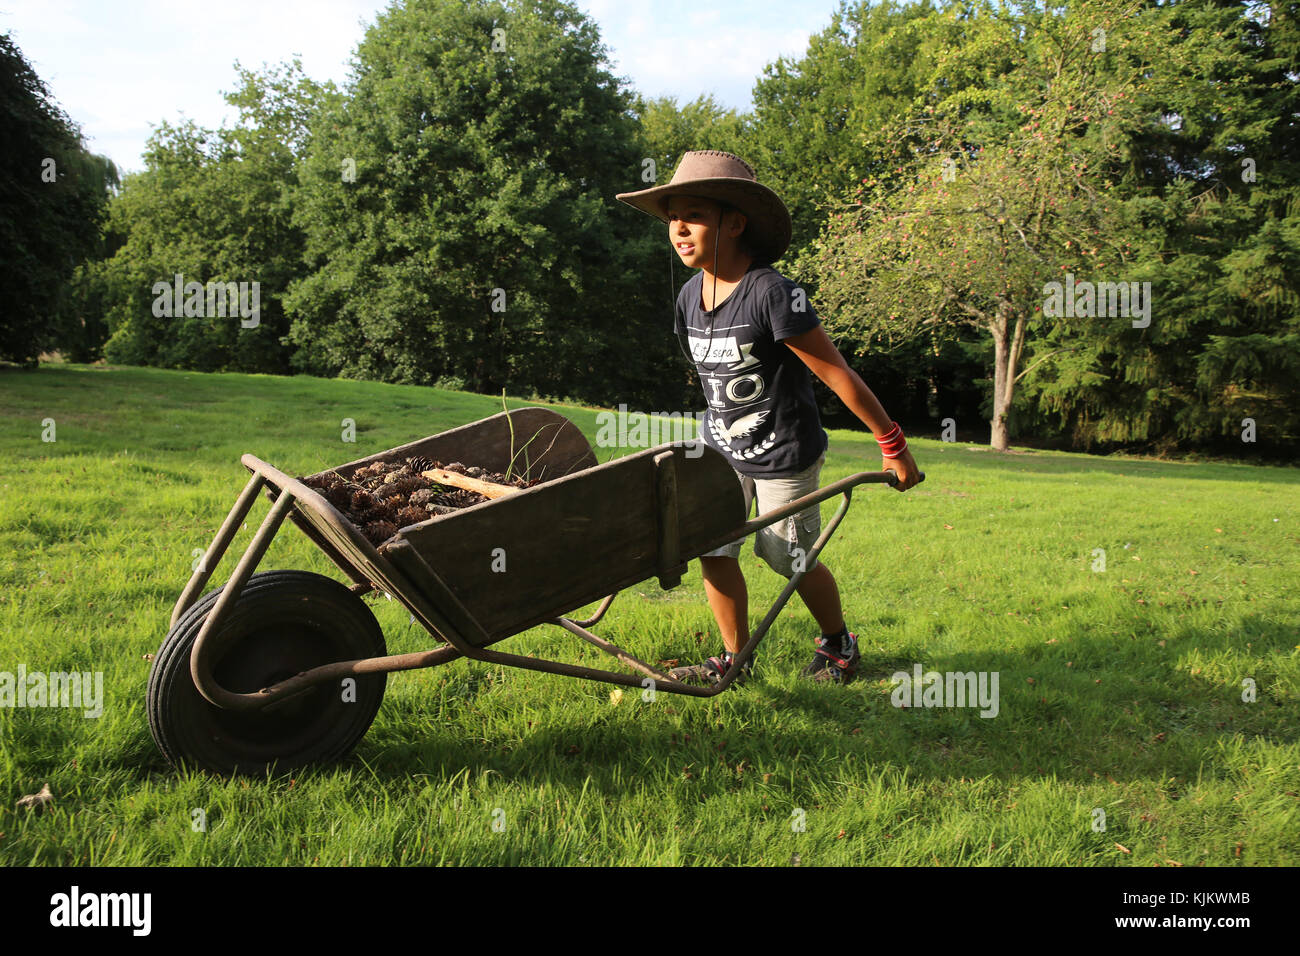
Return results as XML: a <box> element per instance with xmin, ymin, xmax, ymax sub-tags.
<box><xmin>147</xmin><ymin>570</ymin><xmax>388</xmax><ymax>776</ymax></box>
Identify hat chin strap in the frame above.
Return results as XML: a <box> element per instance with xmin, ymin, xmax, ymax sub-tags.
<box><xmin>669</xmin><ymin>207</ymin><xmax>731</xmax><ymax>374</ymax></box>
<box><xmin>712</xmin><ymin>206</ymin><xmax>720</xmax><ymax>315</ymax></box>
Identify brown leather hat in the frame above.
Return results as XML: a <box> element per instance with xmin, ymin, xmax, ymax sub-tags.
<box><xmin>616</xmin><ymin>150</ymin><xmax>792</xmax><ymax>263</ymax></box>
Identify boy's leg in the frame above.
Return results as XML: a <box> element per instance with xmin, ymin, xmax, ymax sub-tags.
<box><xmin>700</xmin><ymin>555</ymin><xmax>749</xmax><ymax>655</ymax></box>
<box><xmin>750</xmin><ymin>454</ymin><xmax>859</xmax><ymax>681</ymax></box>
<box><xmin>793</xmin><ymin>561</ymin><xmax>845</xmax><ymax>637</ymax></box>
<box><xmin>747</xmin><ymin>462</ymin><xmax>847</xmax><ymax>630</ymax></box>
<box><xmin>672</xmin><ymin>471</ymin><xmax>755</xmax><ymax>684</ymax></box>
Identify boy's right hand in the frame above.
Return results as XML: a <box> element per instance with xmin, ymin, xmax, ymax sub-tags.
<box><xmin>883</xmin><ymin>447</ymin><xmax>922</xmax><ymax>491</ymax></box>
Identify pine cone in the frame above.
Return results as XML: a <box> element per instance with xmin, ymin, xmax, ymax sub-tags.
<box><xmin>351</xmin><ymin>489</ymin><xmax>376</xmax><ymax>512</ymax></box>
<box><xmin>362</xmin><ymin>520</ymin><xmax>398</xmax><ymax>545</ymax></box>
<box><xmin>436</xmin><ymin>489</ymin><xmax>485</xmax><ymax>508</ymax></box>
<box><xmin>396</xmin><ymin>506</ymin><xmax>427</xmax><ymax>527</ymax></box>
<box><xmin>383</xmin><ymin>475</ymin><xmax>424</xmax><ymax>499</ymax></box>
<box><xmin>409</xmin><ymin>488</ymin><xmax>436</xmax><ymax>507</ymax></box>
<box><xmin>406</xmin><ymin>456</ymin><xmax>436</xmax><ymax>474</ymax></box>
<box><xmin>363</xmin><ymin>500</ymin><xmax>397</xmax><ymax>524</ymax></box>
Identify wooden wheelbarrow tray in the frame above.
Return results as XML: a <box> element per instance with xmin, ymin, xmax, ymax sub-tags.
<box><xmin>154</xmin><ymin>407</ymin><xmax>911</xmax><ymax>772</ymax></box>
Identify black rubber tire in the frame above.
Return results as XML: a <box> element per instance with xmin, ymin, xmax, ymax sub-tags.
<box><xmin>147</xmin><ymin>570</ymin><xmax>387</xmax><ymax>776</ymax></box>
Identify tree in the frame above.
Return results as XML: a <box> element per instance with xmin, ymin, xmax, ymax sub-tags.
<box><xmin>285</xmin><ymin>0</ymin><xmax>677</xmax><ymax>409</ymax></box>
<box><xmin>0</xmin><ymin>32</ymin><xmax>117</xmax><ymax>364</ymax></box>
<box><xmin>810</xmin><ymin>0</ymin><xmax>1241</xmax><ymax>451</ymax></box>
<box><xmin>97</xmin><ymin>60</ymin><xmax>330</xmax><ymax>372</ymax></box>
<box><xmin>634</xmin><ymin>93</ymin><xmax>747</xmax><ymax>177</ymax></box>
<box><xmin>1016</xmin><ymin>0</ymin><xmax>1300</xmax><ymax>453</ymax></box>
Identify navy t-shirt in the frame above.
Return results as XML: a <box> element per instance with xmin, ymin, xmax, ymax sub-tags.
<box><xmin>674</xmin><ymin>263</ymin><xmax>829</xmax><ymax>478</ymax></box>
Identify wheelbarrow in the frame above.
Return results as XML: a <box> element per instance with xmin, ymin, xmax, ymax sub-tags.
<box><xmin>147</xmin><ymin>406</ymin><xmax>920</xmax><ymax>774</ymax></box>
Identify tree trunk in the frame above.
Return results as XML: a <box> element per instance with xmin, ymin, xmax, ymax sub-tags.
<box><xmin>989</xmin><ymin>304</ymin><xmax>1027</xmax><ymax>452</ymax></box>
<box><xmin>990</xmin><ymin>313</ymin><xmax>1012</xmax><ymax>451</ymax></box>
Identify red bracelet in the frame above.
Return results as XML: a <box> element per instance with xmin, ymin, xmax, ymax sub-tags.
<box><xmin>875</xmin><ymin>421</ymin><xmax>908</xmax><ymax>458</ymax></box>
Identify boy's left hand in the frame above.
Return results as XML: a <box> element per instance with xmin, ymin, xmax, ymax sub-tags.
<box><xmin>883</xmin><ymin>447</ymin><xmax>921</xmax><ymax>491</ymax></box>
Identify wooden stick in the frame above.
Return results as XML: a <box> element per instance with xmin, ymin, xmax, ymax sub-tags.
<box><xmin>420</xmin><ymin>468</ymin><xmax>521</xmax><ymax>500</ymax></box>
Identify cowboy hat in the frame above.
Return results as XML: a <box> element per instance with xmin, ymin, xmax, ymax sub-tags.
<box><xmin>616</xmin><ymin>150</ymin><xmax>792</xmax><ymax>263</ymax></box>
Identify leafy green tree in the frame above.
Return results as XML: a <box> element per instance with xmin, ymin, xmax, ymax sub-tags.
<box><xmin>634</xmin><ymin>93</ymin><xmax>747</xmax><ymax>177</ymax></box>
<box><xmin>748</xmin><ymin>0</ymin><xmax>1300</xmax><ymax>454</ymax></box>
<box><xmin>98</xmin><ymin>60</ymin><xmax>330</xmax><ymax>372</ymax></box>
<box><xmin>1016</xmin><ymin>0</ymin><xmax>1300</xmax><ymax>453</ymax></box>
<box><xmin>814</xmin><ymin>0</ymin><xmax>1152</xmax><ymax>450</ymax></box>
<box><xmin>809</xmin><ymin>0</ymin><xmax>1300</xmax><ymax>454</ymax></box>
<box><xmin>0</xmin><ymin>32</ymin><xmax>117</xmax><ymax>364</ymax></box>
<box><xmin>285</xmin><ymin>0</ymin><xmax>677</xmax><ymax>409</ymax></box>
<box><xmin>746</xmin><ymin>0</ymin><xmax>953</xmax><ymax>275</ymax></box>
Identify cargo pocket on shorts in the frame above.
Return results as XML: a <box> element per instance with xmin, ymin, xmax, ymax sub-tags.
<box><xmin>795</xmin><ymin>510</ymin><xmax>820</xmax><ymax>565</ymax></box>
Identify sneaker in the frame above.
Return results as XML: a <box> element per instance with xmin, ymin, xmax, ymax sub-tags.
<box><xmin>800</xmin><ymin>632</ymin><xmax>860</xmax><ymax>684</ymax></box>
<box><xmin>669</xmin><ymin>654</ymin><xmax>752</xmax><ymax>687</ymax></box>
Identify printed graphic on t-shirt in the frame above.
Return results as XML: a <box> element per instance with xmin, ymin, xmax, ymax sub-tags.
<box><xmin>688</xmin><ymin>325</ymin><xmax>779</xmax><ymax>462</ymax></box>
<box><xmin>687</xmin><ymin>336</ymin><xmax>741</xmax><ymax>364</ymax></box>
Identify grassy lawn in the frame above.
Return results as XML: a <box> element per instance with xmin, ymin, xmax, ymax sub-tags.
<box><xmin>0</xmin><ymin>363</ymin><xmax>1296</xmax><ymax>866</ymax></box>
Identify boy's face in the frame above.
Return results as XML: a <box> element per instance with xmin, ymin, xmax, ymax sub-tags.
<box><xmin>665</xmin><ymin>195</ymin><xmax>746</xmax><ymax>269</ymax></box>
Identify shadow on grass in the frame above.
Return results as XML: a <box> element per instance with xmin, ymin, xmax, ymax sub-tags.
<box><xmin>96</xmin><ymin>566</ymin><xmax>1296</xmax><ymax>793</ymax></box>
<box><xmin>246</xmin><ymin>610</ymin><xmax>1295</xmax><ymax>795</ymax></box>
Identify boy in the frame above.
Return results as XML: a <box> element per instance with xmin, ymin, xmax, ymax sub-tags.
<box><xmin>616</xmin><ymin>150</ymin><xmax>920</xmax><ymax>684</ymax></box>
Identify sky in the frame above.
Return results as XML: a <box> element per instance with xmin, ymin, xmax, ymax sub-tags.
<box><xmin>1</xmin><ymin>0</ymin><xmax>842</xmax><ymax>175</ymax></box>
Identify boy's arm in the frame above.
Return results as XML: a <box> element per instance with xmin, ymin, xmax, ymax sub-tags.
<box><xmin>782</xmin><ymin>325</ymin><xmax>922</xmax><ymax>491</ymax></box>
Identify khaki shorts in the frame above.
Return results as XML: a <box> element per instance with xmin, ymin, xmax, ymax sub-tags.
<box><xmin>701</xmin><ymin>453</ymin><xmax>825</xmax><ymax>577</ymax></box>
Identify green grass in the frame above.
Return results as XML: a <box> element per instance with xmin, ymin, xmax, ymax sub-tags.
<box><xmin>1</xmin><ymin>363</ymin><xmax>1296</xmax><ymax>866</ymax></box>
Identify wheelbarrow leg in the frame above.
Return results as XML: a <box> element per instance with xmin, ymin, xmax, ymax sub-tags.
<box><xmin>170</xmin><ymin>472</ymin><xmax>266</xmax><ymax>630</ymax></box>
<box><xmin>564</xmin><ymin>591</ymin><xmax>619</xmax><ymax>629</ymax></box>
<box><xmin>189</xmin><ymin>489</ymin><xmax>296</xmax><ymax>710</ymax></box>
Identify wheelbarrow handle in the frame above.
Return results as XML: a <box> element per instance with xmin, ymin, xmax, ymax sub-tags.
<box><xmin>884</xmin><ymin>469</ymin><xmax>926</xmax><ymax>488</ymax></box>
